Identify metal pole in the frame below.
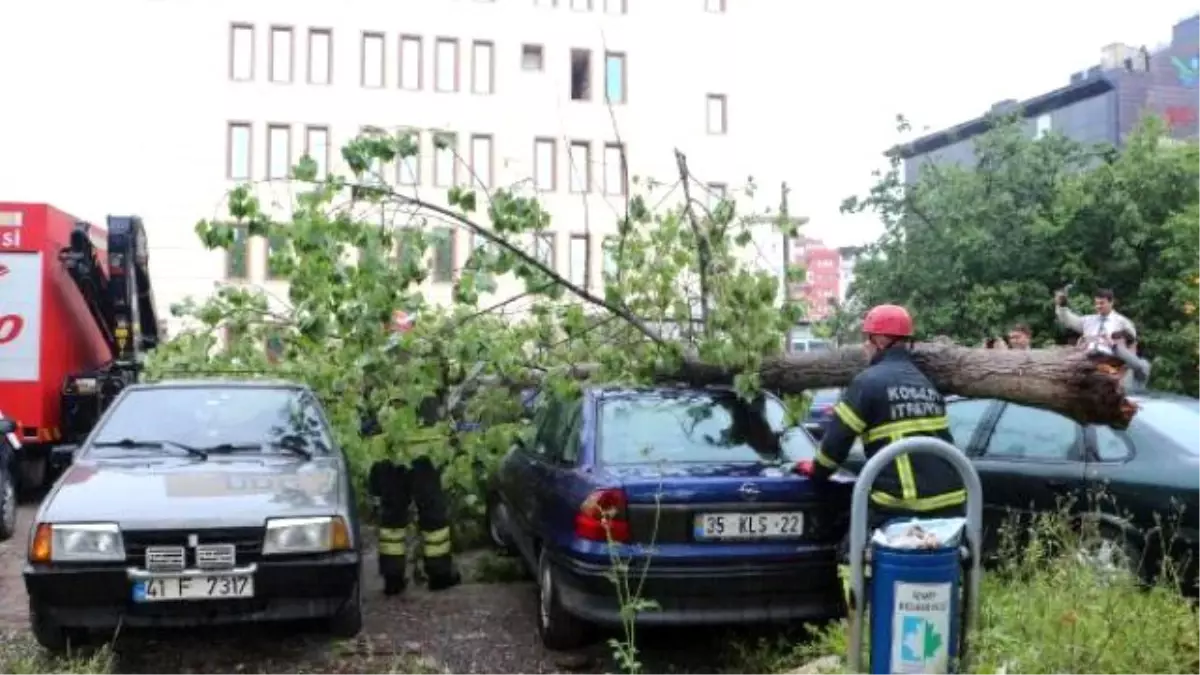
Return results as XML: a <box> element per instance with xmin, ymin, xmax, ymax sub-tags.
<box><xmin>846</xmin><ymin>436</ymin><xmax>984</xmax><ymax>674</ymax></box>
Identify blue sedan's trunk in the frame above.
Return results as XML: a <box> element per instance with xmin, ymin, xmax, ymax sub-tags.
<box><xmin>602</xmin><ymin>462</ymin><xmax>852</xmax><ymax>555</ymax></box>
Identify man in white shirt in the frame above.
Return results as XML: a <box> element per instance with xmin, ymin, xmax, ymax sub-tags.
<box><xmin>1054</xmin><ymin>287</ymin><xmax>1137</xmax><ymax>343</ymax></box>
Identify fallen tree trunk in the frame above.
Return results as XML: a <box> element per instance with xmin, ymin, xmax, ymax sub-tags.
<box><xmin>672</xmin><ymin>343</ymin><xmax>1136</xmax><ymax>429</ymax></box>
<box><xmin>489</xmin><ymin>343</ymin><xmax>1136</xmax><ymax>428</ymax></box>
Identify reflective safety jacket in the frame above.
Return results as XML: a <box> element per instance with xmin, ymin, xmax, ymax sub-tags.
<box><xmin>810</xmin><ymin>346</ymin><xmax>966</xmax><ymax>513</ymax></box>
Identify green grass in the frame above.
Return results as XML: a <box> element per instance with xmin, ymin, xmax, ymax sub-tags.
<box><xmin>732</xmin><ymin>511</ymin><xmax>1199</xmax><ymax>674</ymax></box>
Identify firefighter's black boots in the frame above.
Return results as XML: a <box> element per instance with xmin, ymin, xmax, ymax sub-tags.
<box><xmin>369</xmin><ymin>460</ymin><xmax>412</xmax><ymax>596</ymax></box>
<box><xmin>410</xmin><ymin>456</ymin><xmax>461</xmax><ymax>591</ymax></box>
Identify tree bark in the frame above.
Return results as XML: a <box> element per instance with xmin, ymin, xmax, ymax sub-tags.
<box><xmin>674</xmin><ymin>343</ymin><xmax>1137</xmax><ymax>429</ymax></box>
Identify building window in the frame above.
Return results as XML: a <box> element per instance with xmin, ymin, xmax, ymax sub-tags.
<box><xmin>1035</xmin><ymin>114</ymin><xmax>1051</xmax><ymax>140</ymax></box>
<box><xmin>569</xmin><ymin>234</ymin><xmax>590</xmax><ymax>288</ymax></box>
<box><xmin>307</xmin><ymin>29</ymin><xmax>332</xmax><ymax>84</ymax></box>
<box><xmin>227</xmin><ymin>123</ymin><xmax>252</xmax><ymax>180</ymax></box>
<box><xmin>266</xmin><ymin>230</ymin><xmax>288</xmax><ymax>280</ymax></box>
<box><xmin>435</xmin><ymin>38</ymin><xmax>460</xmax><ymax>92</ymax></box>
<box><xmin>432</xmin><ymin>227</ymin><xmax>455</xmax><ymax>282</ymax></box>
<box><xmin>230</xmin><ymin>24</ymin><xmax>255</xmax><ymax>81</ymax></box>
<box><xmin>705</xmin><ymin>0</ymin><xmax>726</xmax><ymax>12</ymax></box>
<box><xmin>400</xmin><ymin>35</ymin><xmax>423</xmax><ymax>90</ymax></box>
<box><xmin>603</xmin><ymin>0</ymin><xmax>626</xmax><ymax>13</ymax></box>
<box><xmin>267</xmin><ymin>124</ymin><xmax>291</xmax><ymax>180</ymax></box>
<box><xmin>472</xmin><ymin>41</ymin><xmax>494</xmax><ymax>94</ymax></box>
<box><xmin>361</xmin><ymin>32</ymin><xmax>385</xmax><ymax>87</ymax></box>
<box><xmin>303</xmin><ymin>126</ymin><xmax>329</xmax><ymax>180</ymax></box>
<box><xmin>534</xmin><ymin>138</ymin><xmax>557</xmax><ymax>191</ymax></box>
<box><xmin>570</xmin><ymin>49</ymin><xmax>592</xmax><ymax>101</ymax></box>
<box><xmin>603</xmin><ymin>142</ymin><xmax>626</xmax><ymax>195</ymax></box>
<box><xmin>602</xmin><ymin>235</ymin><xmax>619</xmax><ymax>280</ymax></box>
<box><xmin>706</xmin><ymin>94</ymin><xmax>727</xmax><ymax>134</ymax></box>
<box><xmin>360</xmin><ymin>126</ymin><xmax>387</xmax><ymax>185</ymax></box>
<box><xmin>470</xmin><ymin>134</ymin><xmax>494</xmax><ymax>188</ymax></box>
<box><xmin>534</xmin><ymin>232</ymin><xmax>556</xmax><ymax>268</ymax></box>
<box><xmin>434</xmin><ymin>132</ymin><xmax>457</xmax><ymax>187</ymax></box>
<box><xmin>568</xmin><ymin>141</ymin><xmax>591</xmax><ymax>193</ymax></box>
<box><xmin>227</xmin><ymin>225</ymin><xmax>249</xmax><ymax>279</ymax></box>
<box><xmin>522</xmin><ymin>44</ymin><xmax>544</xmax><ymax>71</ymax></box>
<box><xmin>398</xmin><ymin>129</ymin><xmax>421</xmax><ymax>185</ymax></box>
<box><xmin>570</xmin><ymin>0</ymin><xmax>592</xmax><ymax>10</ymax></box>
<box><xmin>605</xmin><ymin>52</ymin><xmax>626</xmax><ymax>104</ymax></box>
<box><xmin>269</xmin><ymin>26</ymin><xmax>294</xmax><ymax>83</ymax></box>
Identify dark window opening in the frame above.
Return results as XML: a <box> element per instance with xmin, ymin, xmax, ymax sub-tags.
<box><xmin>570</xmin><ymin>49</ymin><xmax>592</xmax><ymax>101</ymax></box>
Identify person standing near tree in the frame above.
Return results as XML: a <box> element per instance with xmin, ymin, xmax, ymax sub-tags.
<box><xmin>1007</xmin><ymin>323</ymin><xmax>1033</xmax><ymax>350</ymax></box>
<box><xmin>1054</xmin><ymin>288</ymin><xmax>1137</xmax><ymax>344</ymax></box>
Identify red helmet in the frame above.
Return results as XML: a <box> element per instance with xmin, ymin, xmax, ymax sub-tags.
<box><xmin>863</xmin><ymin>304</ymin><xmax>914</xmax><ymax>337</ymax></box>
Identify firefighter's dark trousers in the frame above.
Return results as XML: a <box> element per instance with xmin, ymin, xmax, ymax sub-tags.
<box><xmin>368</xmin><ymin>457</ymin><xmax>461</xmax><ymax>595</ymax></box>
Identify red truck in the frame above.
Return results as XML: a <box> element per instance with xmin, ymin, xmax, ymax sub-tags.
<box><xmin>0</xmin><ymin>202</ymin><xmax>160</xmax><ymax>494</ymax></box>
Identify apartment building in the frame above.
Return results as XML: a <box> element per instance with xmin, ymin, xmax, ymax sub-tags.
<box><xmin>0</xmin><ymin>0</ymin><xmax>792</xmax><ymax>334</ymax></box>
<box><xmin>896</xmin><ymin>14</ymin><xmax>1199</xmax><ymax>184</ymax></box>
<box><xmin>788</xmin><ymin>236</ymin><xmax>840</xmax><ymax>320</ymax></box>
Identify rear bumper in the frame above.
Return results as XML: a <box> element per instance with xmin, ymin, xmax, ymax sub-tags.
<box><xmin>24</xmin><ymin>552</ymin><xmax>360</xmax><ymax>629</ymax></box>
<box><xmin>548</xmin><ymin>548</ymin><xmax>845</xmax><ymax>627</ymax></box>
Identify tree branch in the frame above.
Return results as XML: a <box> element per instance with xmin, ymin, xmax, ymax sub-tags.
<box><xmin>675</xmin><ymin>149</ymin><xmax>711</xmax><ymax>337</ymax></box>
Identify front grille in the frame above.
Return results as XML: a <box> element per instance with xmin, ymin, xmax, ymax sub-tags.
<box><xmin>124</xmin><ymin>527</ymin><xmax>264</xmax><ymax>569</ymax></box>
<box><xmin>145</xmin><ymin>546</ymin><xmax>186</xmax><ymax>572</ymax></box>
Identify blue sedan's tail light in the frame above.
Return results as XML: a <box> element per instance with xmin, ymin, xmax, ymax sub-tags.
<box><xmin>574</xmin><ymin>488</ymin><xmax>631</xmax><ymax>543</ymax></box>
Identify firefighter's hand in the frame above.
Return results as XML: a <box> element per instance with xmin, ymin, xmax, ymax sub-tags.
<box><xmin>792</xmin><ymin>459</ymin><xmax>816</xmax><ymax>477</ymax></box>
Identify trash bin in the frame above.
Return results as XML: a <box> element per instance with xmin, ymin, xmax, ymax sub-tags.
<box><xmin>868</xmin><ymin>530</ymin><xmax>961</xmax><ymax>674</ymax></box>
<box><xmin>845</xmin><ymin>437</ymin><xmax>983</xmax><ymax>675</ymax></box>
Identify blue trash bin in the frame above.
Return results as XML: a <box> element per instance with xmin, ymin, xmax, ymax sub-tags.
<box><xmin>868</xmin><ymin>541</ymin><xmax>961</xmax><ymax>674</ymax></box>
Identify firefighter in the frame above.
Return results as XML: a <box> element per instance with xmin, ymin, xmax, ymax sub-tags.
<box><xmin>362</xmin><ymin>388</ymin><xmax>462</xmax><ymax>594</ymax></box>
<box><xmin>796</xmin><ymin>304</ymin><xmax>966</xmax><ymax>527</ymax></box>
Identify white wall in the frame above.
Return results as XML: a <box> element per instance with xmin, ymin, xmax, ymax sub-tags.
<box><xmin>0</xmin><ymin>0</ymin><xmax>799</xmax><ymax>332</ymax></box>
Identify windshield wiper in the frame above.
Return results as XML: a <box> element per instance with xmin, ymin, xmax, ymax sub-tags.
<box><xmin>91</xmin><ymin>438</ymin><xmax>209</xmax><ymax>460</ymax></box>
<box><xmin>201</xmin><ymin>441</ymin><xmax>313</xmax><ymax>461</ymax></box>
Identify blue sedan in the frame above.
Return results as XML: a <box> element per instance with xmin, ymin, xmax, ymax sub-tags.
<box><xmin>486</xmin><ymin>386</ymin><xmax>852</xmax><ymax>649</ymax></box>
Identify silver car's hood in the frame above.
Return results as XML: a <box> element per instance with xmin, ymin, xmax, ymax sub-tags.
<box><xmin>39</xmin><ymin>455</ymin><xmax>345</xmax><ymax>530</ymax></box>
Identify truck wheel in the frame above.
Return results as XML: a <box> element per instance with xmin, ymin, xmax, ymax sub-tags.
<box><xmin>0</xmin><ymin>465</ymin><xmax>16</xmax><ymax>541</ymax></box>
<box><xmin>18</xmin><ymin>453</ymin><xmax>47</xmax><ymax>499</ymax></box>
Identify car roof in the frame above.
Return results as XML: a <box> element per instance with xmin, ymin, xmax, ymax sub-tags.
<box><xmin>124</xmin><ymin>378</ymin><xmax>307</xmax><ymax>392</ymax></box>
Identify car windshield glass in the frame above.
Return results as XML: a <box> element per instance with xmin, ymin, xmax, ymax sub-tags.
<box><xmin>88</xmin><ymin>386</ymin><xmax>332</xmax><ymax>455</ymax></box>
<box><xmin>1135</xmin><ymin>398</ymin><xmax>1200</xmax><ymax>455</ymax></box>
<box><xmin>598</xmin><ymin>392</ymin><xmax>813</xmax><ymax>465</ymax></box>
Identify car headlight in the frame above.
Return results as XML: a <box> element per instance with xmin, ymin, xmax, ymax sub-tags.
<box><xmin>262</xmin><ymin>516</ymin><xmax>351</xmax><ymax>555</ymax></box>
<box><xmin>30</xmin><ymin>522</ymin><xmax>125</xmax><ymax>563</ymax></box>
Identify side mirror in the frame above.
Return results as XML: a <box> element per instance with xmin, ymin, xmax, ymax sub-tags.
<box><xmin>0</xmin><ymin>419</ymin><xmax>15</xmax><ymax>435</ymax></box>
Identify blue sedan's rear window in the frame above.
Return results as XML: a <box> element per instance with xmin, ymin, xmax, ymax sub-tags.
<box><xmin>597</xmin><ymin>393</ymin><xmax>815</xmax><ymax>465</ymax></box>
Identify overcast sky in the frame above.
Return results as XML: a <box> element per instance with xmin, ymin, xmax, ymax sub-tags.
<box><xmin>754</xmin><ymin>0</ymin><xmax>1199</xmax><ymax>248</ymax></box>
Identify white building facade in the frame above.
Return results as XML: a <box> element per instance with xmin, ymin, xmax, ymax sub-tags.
<box><xmin>0</xmin><ymin>0</ymin><xmax>794</xmax><ymax>333</ymax></box>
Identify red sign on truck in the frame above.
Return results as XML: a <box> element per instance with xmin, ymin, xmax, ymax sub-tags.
<box><xmin>0</xmin><ymin>210</ymin><xmax>24</xmax><ymax>250</ymax></box>
<box><xmin>0</xmin><ymin>252</ymin><xmax>43</xmax><ymax>381</ymax></box>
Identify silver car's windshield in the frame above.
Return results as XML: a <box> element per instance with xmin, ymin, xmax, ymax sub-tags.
<box><xmin>88</xmin><ymin>386</ymin><xmax>333</xmax><ymax>455</ymax></box>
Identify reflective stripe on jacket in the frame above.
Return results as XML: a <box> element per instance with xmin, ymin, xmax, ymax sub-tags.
<box><xmin>810</xmin><ymin>345</ymin><xmax>966</xmax><ymax>512</ymax></box>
